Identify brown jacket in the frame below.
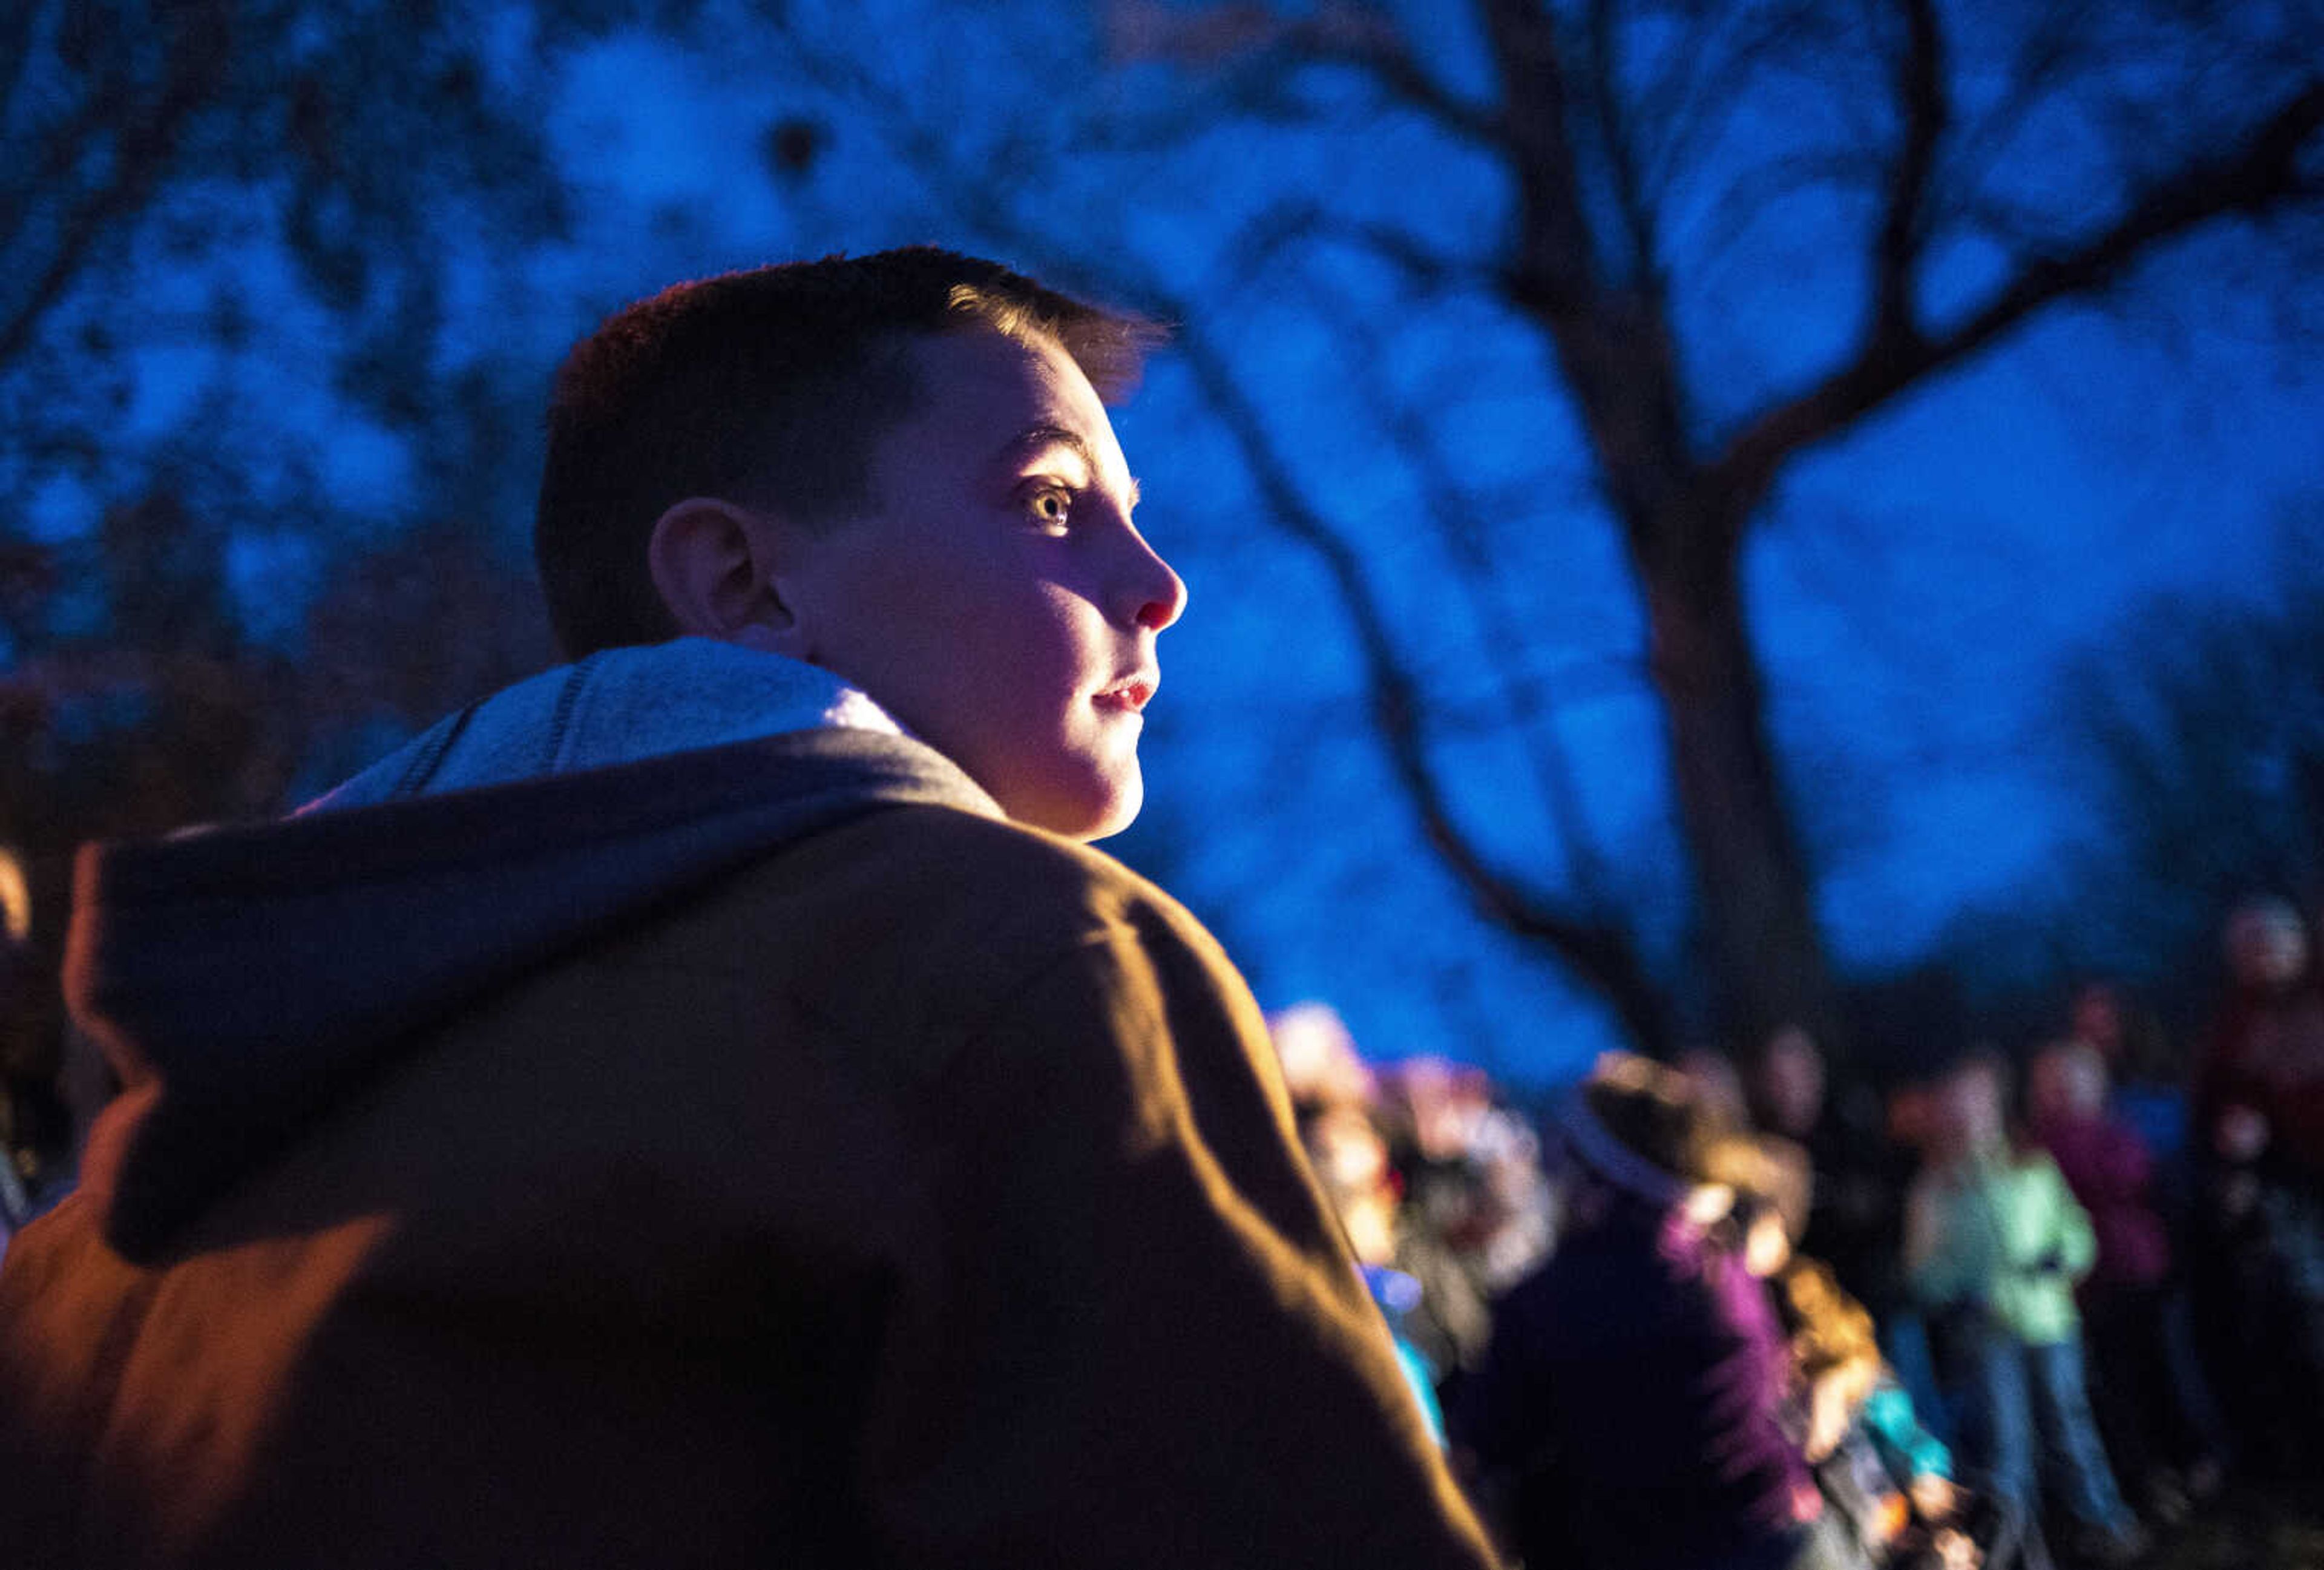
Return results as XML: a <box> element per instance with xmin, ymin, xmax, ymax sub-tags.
<box><xmin>0</xmin><ymin>730</ymin><xmax>1494</xmax><ymax>1568</ymax></box>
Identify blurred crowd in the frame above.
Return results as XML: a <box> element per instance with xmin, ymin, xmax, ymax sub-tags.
<box><xmin>4</xmin><ymin>892</ymin><xmax>2321</xmax><ymax>1568</ymax></box>
<box><xmin>1276</xmin><ymin>895</ymin><xmax>2324</xmax><ymax>1570</ymax></box>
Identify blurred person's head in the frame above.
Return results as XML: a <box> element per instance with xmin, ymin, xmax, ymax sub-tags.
<box><xmin>1933</xmin><ymin>1050</ymin><xmax>2011</xmax><ymax>1159</ymax></box>
<box><xmin>534</xmin><ymin>248</ymin><xmax>1184</xmax><ymax>841</ymax></box>
<box><xmin>1751</xmin><ymin>1025</ymin><xmax>1825</xmax><ymax>1138</ymax></box>
<box><xmin>2224</xmin><ymin>897</ymin><xmax>2308</xmax><ymax>994</ymax></box>
<box><xmin>1886</xmin><ymin>1081</ymin><xmax>1940</xmax><ymax>1154</ymax></box>
<box><xmin>1560</xmin><ymin>1051</ymin><xmax>1741</xmax><ymax>1229</ymax></box>
<box><xmin>1384</xmin><ymin>1056</ymin><xmax>1494</xmax><ymax>1163</ymax></box>
<box><xmin>1267</xmin><ymin>1002</ymin><xmax>1376</xmax><ymax>1112</ymax></box>
<box><xmin>2027</xmin><ymin>1039</ymin><xmax>2108</xmax><ymax>1126</ymax></box>
<box><xmin>2069</xmin><ymin>980</ymin><xmax>2124</xmax><ymax>1056</ymax></box>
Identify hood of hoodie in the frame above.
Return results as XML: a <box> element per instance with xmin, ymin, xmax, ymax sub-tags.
<box><xmin>69</xmin><ymin>640</ymin><xmax>1002</xmax><ymax>1262</ymax></box>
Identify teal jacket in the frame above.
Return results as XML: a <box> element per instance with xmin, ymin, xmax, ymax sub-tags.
<box><xmin>1904</xmin><ymin>1147</ymin><xmax>2095</xmax><ymax>1346</ymax></box>
<box><xmin>1862</xmin><ymin>1380</ymin><xmax>1949</xmax><ymax>1482</ymax></box>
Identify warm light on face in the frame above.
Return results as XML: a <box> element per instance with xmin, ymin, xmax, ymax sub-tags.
<box><xmin>780</xmin><ymin>329</ymin><xmax>1186</xmax><ymax>841</ymax></box>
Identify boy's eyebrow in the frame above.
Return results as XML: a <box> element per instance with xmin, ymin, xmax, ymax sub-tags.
<box><xmin>1003</xmin><ymin>424</ymin><xmax>1142</xmax><ymax>509</ymax></box>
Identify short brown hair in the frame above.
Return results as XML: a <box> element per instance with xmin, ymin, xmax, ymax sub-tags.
<box><xmin>534</xmin><ymin>246</ymin><xmax>1164</xmax><ymax>657</ymax></box>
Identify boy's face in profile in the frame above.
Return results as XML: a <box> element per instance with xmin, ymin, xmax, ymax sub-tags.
<box><xmin>781</xmin><ymin>327</ymin><xmax>1186</xmax><ymax>841</ymax></box>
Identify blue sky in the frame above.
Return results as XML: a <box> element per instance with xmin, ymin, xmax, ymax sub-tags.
<box><xmin>21</xmin><ymin>3</ymin><xmax>2320</xmax><ymax>1086</ymax></box>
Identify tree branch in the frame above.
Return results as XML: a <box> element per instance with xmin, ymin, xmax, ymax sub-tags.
<box><xmin>0</xmin><ymin>5</ymin><xmax>231</xmax><ymax>370</ymax></box>
<box><xmin>1582</xmin><ymin>0</ymin><xmax>1662</xmax><ymax>294</ymax></box>
<box><xmin>0</xmin><ymin>0</ymin><xmax>52</xmax><ymax>179</ymax></box>
<box><xmin>1288</xmin><ymin>5</ymin><xmax>1511</xmax><ymax>153</ymax></box>
<box><xmin>1297</xmin><ymin>257</ymin><xmax>1626</xmax><ymax>916</ymax></box>
<box><xmin>1477</xmin><ymin>0</ymin><xmax>1597</xmax><ymax>314</ymax></box>
<box><xmin>1706</xmin><ymin>80</ymin><xmax>2324</xmax><ymax>520</ymax></box>
<box><xmin>1166</xmin><ymin>322</ymin><xmax>1673</xmax><ymax>1054</ymax></box>
<box><xmin>1633</xmin><ymin>0</ymin><xmax>1838</xmax><ymax>219</ymax></box>
<box><xmin>766</xmin><ymin>5</ymin><xmax>1675</xmax><ymax>1051</ymax></box>
<box><xmin>1222</xmin><ymin>200</ymin><xmax>1483</xmax><ymax>299</ymax></box>
<box><xmin>1097</xmin><ymin>2</ymin><xmax>1509</xmax><ymax>153</ymax></box>
<box><xmin>1868</xmin><ymin>0</ymin><xmax>1947</xmax><ymax>350</ymax></box>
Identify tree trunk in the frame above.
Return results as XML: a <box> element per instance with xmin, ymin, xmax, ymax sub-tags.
<box><xmin>1633</xmin><ymin>520</ymin><xmax>1840</xmax><ymax>1059</ymax></box>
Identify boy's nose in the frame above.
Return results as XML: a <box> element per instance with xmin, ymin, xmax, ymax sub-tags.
<box><xmin>1123</xmin><ymin>533</ymin><xmax>1187</xmax><ymax>632</ymax></box>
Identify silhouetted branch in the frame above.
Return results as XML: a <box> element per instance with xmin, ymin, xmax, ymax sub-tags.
<box><xmin>1869</xmin><ymin>0</ymin><xmax>1946</xmax><ymax>349</ymax></box>
<box><xmin>775</xmin><ymin>13</ymin><xmax>1672</xmax><ymax>1045</ymax></box>
<box><xmin>1091</xmin><ymin>1</ymin><xmax>1508</xmax><ymax>153</ymax></box>
<box><xmin>1633</xmin><ymin>0</ymin><xmax>1840</xmax><ymax>214</ymax></box>
<box><xmin>1291</xmin><ymin>6</ymin><xmax>1511</xmax><ymax>152</ymax></box>
<box><xmin>1223</xmin><ymin>201</ymin><xmax>1484</xmax><ymax>298</ymax></box>
<box><xmin>1581</xmin><ymin>0</ymin><xmax>1661</xmax><ymax>292</ymax></box>
<box><xmin>1707</xmin><ymin>80</ymin><xmax>2324</xmax><ymax>521</ymax></box>
<box><xmin>1478</xmin><ymin>0</ymin><xmax>1597</xmax><ymax>314</ymax></box>
<box><xmin>1292</xmin><ymin>257</ymin><xmax>1627</xmax><ymax>916</ymax></box>
<box><xmin>0</xmin><ymin>1</ymin><xmax>47</xmax><ymax>154</ymax></box>
<box><xmin>0</xmin><ymin>5</ymin><xmax>231</xmax><ymax>369</ymax></box>
<box><xmin>1166</xmin><ymin>322</ymin><xmax>1672</xmax><ymax>1052</ymax></box>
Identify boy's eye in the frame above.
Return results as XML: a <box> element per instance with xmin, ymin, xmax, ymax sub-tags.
<box><xmin>1025</xmin><ymin>487</ymin><xmax>1074</xmax><ymax>532</ymax></box>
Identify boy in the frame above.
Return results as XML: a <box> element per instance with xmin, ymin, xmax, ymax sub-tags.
<box><xmin>0</xmin><ymin>250</ymin><xmax>1495</xmax><ymax>1568</ymax></box>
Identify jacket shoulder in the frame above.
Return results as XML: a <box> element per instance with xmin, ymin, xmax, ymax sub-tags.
<box><xmin>797</xmin><ymin>803</ymin><xmax>1210</xmax><ymax>956</ymax></box>
<box><xmin>650</xmin><ymin>804</ymin><xmax>1248</xmax><ymax>1080</ymax></box>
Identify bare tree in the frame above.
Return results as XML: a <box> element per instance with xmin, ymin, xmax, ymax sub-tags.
<box><xmin>746</xmin><ymin>0</ymin><xmax>2322</xmax><ymax>1059</ymax></box>
<box><xmin>0</xmin><ymin>0</ymin><xmax>658</xmax><ymax>858</ymax></box>
<box><xmin>2047</xmin><ymin>505</ymin><xmax>2324</xmax><ymax>1002</ymax></box>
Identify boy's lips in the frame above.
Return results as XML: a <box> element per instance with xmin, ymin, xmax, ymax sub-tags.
<box><xmin>1093</xmin><ymin>670</ymin><xmax>1158</xmax><ymax>713</ymax></box>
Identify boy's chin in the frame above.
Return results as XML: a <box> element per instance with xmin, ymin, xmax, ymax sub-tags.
<box><xmin>1008</xmin><ymin>768</ymin><xmax>1143</xmax><ymax>843</ymax></box>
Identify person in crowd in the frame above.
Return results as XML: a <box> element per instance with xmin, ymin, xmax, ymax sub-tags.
<box><xmin>1270</xmin><ymin>1009</ymin><xmax>1498</xmax><ymax>1408</ymax></box>
<box><xmin>1751</xmin><ymin>1026</ymin><xmax>1912</xmax><ymax>1321</ymax></box>
<box><xmin>2026</xmin><ymin>1040</ymin><xmax>2223</xmax><ymax>1522</ymax></box>
<box><xmin>2186</xmin><ymin>896</ymin><xmax>2324</xmax><ymax>1480</ymax></box>
<box><xmin>1269</xmin><ymin>999</ymin><xmax>1379</xmax><ymax>1114</ymax></box>
<box><xmin>1376</xmin><ymin>1056</ymin><xmax>1541</xmax><ymax>1392</ymax></box>
<box><xmin>1879</xmin><ymin>1080</ymin><xmax>1958</xmax><ymax>1445</ymax></box>
<box><xmin>1771</xmin><ymin>1252</ymin><xmax>1982</xmax><ymax>1570</ymax></box>
<box><xmin>1458</xmin><ymin>1052</ymin><xmax>1846</xmax><ymax>1570</ymax></box>
<box><xmin>0</xmin><ymin>251</ymin><xmax>1496</xmax><ymax>1568</ymax></box>
<box><xmin>1710</xmin><ymin>1133</ymin><xmax>1983</xmax><ymax>1570</ymax></box>
<box><xmin>1905</xmin><ymin>1054</ymin><xmax>2145</xmax><ymax>1565</ymax></box>
<box><xmin>1387</xmin><ymin>1059</ymin><xmax>1556</xmax><ymax>1290</ymax></box>
<box><xmin>1293</xmin><ymin>1082</ymin><xmax>1449</xmax><ymax>1447</ymax></box>
<box><xmin>2061</xmin><ymin>982</ymin><xmax>2187</xmax><ymax>1187</ymax></box>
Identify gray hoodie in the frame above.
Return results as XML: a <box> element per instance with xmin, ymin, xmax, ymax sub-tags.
<box><xmin>70</xmin><ymin>639</ymin><xmax>1001</xmax><ymax>1261</ymax></box>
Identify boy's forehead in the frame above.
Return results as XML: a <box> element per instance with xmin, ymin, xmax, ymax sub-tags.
<box><xmin>898</xmin><ymin>329</ymin><xmax>1128</xmax><ymax>470</ymax></box>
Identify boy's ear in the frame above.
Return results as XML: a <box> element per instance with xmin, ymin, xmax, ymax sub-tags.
<box><xmin>646</xmin><ymin>497</ymin><xmax>808</xmax><ymax>657</ymax></box>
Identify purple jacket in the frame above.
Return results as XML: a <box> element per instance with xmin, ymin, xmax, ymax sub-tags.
<box><xmin>2031</xmin><ymin>1112</ymin><xmax>2170</xmax><ymax>1289</ymax></box>
<box><xmin>1457</xmin><ymin>1196</ymin><xmax>1814</xmax><ymax>1570</ymax></box>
